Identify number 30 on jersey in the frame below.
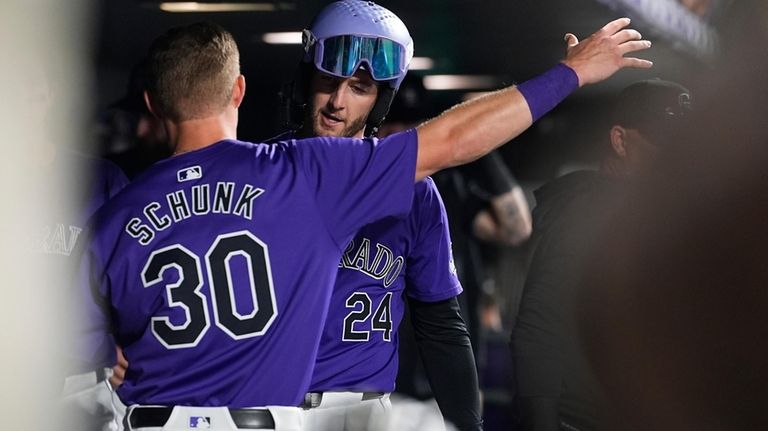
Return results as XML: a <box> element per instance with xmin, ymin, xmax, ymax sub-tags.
<box><xmin>142</xmin><ymin>231</ymin><xmax>277</xmax><ymax>349</ymax></box>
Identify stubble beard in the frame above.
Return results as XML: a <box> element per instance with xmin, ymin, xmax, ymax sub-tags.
<box><xmin>310</xmin><ymin>108</ymin><xmax>369</xmax><ymax>138</ymax></box>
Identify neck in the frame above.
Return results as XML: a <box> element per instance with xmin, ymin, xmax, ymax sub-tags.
<box><xmin>599</xmin><ymin>156</ymin><xmax>628</xmax><ymax>178</ymax></box>
<box><xmin>295</xmin><ymin>123</ymin><xmax>367</xmax><ymax>140</ymax></box>
<box><xmin>166</xmin><ymin>115</ymin><xmax>237</xmax><ymax>156</ymax></box>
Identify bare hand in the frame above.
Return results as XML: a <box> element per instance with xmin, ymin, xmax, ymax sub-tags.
<box><xmin>562</xmin><ymin>18</ymin><xmax>653</xmax><ymax>87</ymax></box>
<box><xmin>109</xmin><ymin>346</ymin><xmax>128</xmax><ymax>389</ymax></box>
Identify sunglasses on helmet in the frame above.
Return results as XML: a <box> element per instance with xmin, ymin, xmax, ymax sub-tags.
<box><xmin>304</xmin><ymin>30</ymin><xmax>407</xmax><ymax>82</ymax></box>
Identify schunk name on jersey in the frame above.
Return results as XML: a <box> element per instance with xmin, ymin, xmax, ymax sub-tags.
<box><xmin>339</xmin><ymin>237</ymin><xmax>404</xmax><ymax>287</ymax></box>
<box><xmin>125</xmin><ymin>182</ymin><xmax>265</xmax><ymax>246</ymax></box>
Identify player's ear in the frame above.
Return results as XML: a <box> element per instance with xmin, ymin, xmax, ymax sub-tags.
<box><xmin>143</xmin><ymin>90</ymin><xmax>160</xmax><ymax>119</ymax></box>
<box><xmin>610</xmin><ymin>125</ymin><xmax>628</xmax><ymax>158</ymax></box>
<box><xmin>231</xmin><ymin>75</ymin><xmax>246</xmax><ymax>108</ymax></box>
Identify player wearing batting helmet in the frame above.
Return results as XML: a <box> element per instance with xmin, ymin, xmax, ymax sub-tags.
<box><xmin>272</xmin><ymin>2</ymin><xmax>482</xmax><ymax>430</ymax></box>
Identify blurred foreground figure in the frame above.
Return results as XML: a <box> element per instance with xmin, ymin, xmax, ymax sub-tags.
<box><xmin>21</xmin><ymin>59</ymin><xmax>128</xmax><ymax>431</ymax></box>
<box><xmin>578</xmin><ymin>2</ymin><xmax>768</xmax><ymax>430</ymax></box>
<box><xmin>1</xmin><ymin>8</ymin><xmax>128</xmax><ymax>431</ymax></box>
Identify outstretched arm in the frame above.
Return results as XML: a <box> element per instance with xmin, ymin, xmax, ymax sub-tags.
<box><xmin>415</xmin><ymin>18</ymin><xmax>652</xmax><ymax>180</ymax></box>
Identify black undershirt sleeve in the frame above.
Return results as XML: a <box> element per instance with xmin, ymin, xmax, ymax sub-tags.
<box><xmin>408</xmin><ymin>296</ymin><xmax>483</xmax><ymax>431</ymax></box>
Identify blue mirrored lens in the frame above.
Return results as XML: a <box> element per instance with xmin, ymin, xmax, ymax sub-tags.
<box><xmin>318</xmin><ymin>35</ymin><xmax>403</xmax><ymax>80</ymax></box>
<box><xmin>371</xmin><ymin>38</ymin><xmax>401</xmax><ymax>80</ymax></box>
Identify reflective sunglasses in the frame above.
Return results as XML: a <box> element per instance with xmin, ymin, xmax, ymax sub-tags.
<box><xmin>306</xmin><ymin>31</ymin><xmax>407</xmax><ymax>81</ymax></box>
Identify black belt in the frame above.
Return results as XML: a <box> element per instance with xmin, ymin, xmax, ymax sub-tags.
<box><xmin>301</xmin><ymin>391</ymin><xmax>387</xmax><ymax>409</ymax></box>
<box><xmin>127</xmin><ymin>406</ymin><xmax>275</xmax><ymax>429</ymax></box>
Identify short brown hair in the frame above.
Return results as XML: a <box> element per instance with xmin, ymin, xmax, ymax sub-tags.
<box><xmin>145</xmin><ymin>22</ymin><xmax>240</xmax><ymax>122</ymax></box>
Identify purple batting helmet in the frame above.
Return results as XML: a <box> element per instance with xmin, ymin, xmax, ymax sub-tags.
<box><xmin>281</xmin><ymin>0</ymin><xmax>414</xmax><ymax>136</ymax></box>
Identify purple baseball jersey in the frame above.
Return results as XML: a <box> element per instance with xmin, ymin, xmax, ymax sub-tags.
<box><xmin>33</xmin><ymin>151</ymin><xmax>128</xmax><ymax>258</ymax></box>
<box><xmin>35</xmin><ymin>152</ymin><xmax>128</xmax><ymax>306</ymax></box>
<box><xmin>309</xmin><ymin>177</ymin><xmax>462</xmax><ymax>392</ymax></box>
<box><xmin>78</xmin><ymin>130</ymin><xmax>417</xmax><ymax>407</ymax></box>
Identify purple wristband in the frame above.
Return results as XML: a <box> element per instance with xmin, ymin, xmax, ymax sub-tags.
<box><xmin>516</xmin><ymin>63</ymin><xmax>579</xmax><ymax>122</ymax></box>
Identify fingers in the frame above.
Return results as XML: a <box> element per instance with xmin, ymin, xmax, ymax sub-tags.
<box><xmin>562</xmin><ymin>16</ymin><xmax>652</xmax><ymax>85</ymax></box>
<box><xmin>109</xmin><ymin>366</ymin><xmax>125</xmax><ymax>388</ymax></box>
<box><xmin>612</xmin><ymin>29</ymin><xmax>643</xmax><ymax>44</ymax></box>
<box><xmin>117</xmin><ymin>354</ymin><xmax>128</xmax><ymax>368</ymax></box>
<box><xmin>111</xmin><ymin>366</ymin><xmax>125</xmax><ymax>380</ymax></box>
<box><xmin>601</xmin><ymin>17</ymin><xmax>632</xmax><ymax>35</ymax></box>
<box><xmin>564</xmin><ymin>33</ymin><xmax>579</xmax><ymax>48</ymax></box>
<box><xmin>622</xmin><ymin>57</ymin><xmax>654</xmax><ymax>69</ymax></box>
<box><xmin>116</xmin><ymin>345</ymin><xmax>128</xmax><ymax>366</ymax></box>
<box><xmin>109</xmin><ymin>376</ymin><xmax>123</xmax><ymax>388</ymax></box>
<box><xmin>620</xmin><ymin>40</ymin><xmax>652</xmax><ymax>55</ymax></box>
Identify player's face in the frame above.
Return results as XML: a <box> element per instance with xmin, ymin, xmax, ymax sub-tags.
<box><xmin>307</xmin><ymin>69</ymin><xmax>379</xmax><ymax>138</ymax></box>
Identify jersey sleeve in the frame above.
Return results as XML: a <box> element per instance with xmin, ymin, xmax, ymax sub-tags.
<box><xmin>405</xmin><ymin>177</ymin><xmax>463</xmax><ymax>302</ymax></box>
<box><xmin>294</xmin><ymin>129</ymin><xmax>418</xmax><ymax>247</ymax></box>
<box><xmin>101</xmin><ymin>159</ymin><xmax>130</xmax><ymax>198</ymax></box>
<box><xmin>84</xmin><ymin>157</ymin><xmax>130</xmax><ymax>221</ymax></box>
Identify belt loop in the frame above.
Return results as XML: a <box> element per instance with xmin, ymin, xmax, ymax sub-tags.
<box><xmin>95</xmin><ymin>367</ymin><xmax>108</xmax><ymax>382</ymax></box>
<box><xmin>311</xmin><ymin>392</ymin><xmax>323</xmax><ymax>408</ymax></box>
<box><xmin>302</xmin><ymin>392</ymin><xmax>323</xmax><ymax>409</ymax></box>
<box><xmin>362</xmin><ymin>391</ymin><xmax>386</xmax><ymax>401</ymax></box>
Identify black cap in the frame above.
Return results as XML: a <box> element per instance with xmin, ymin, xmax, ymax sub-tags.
<box><xmin>613</xmin><ymin>79</ymin><xmax>693</xmax><ymax>140</ymax></box>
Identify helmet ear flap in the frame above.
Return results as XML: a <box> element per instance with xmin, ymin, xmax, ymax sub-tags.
<box><xmin>365</xmin><ymin>86</ymin><xmax>396</xmax><ymax>138</ymax></box>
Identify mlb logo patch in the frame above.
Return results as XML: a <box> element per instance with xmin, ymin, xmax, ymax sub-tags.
<box><xmin>189</xmin><ymin>416</ymin><xmax>211</xmax><ymax>429</ymax></box>
<box><xmin>178</xmin><ymin>165</ymin><xmax>203</xmax><ymax>182</ymax></box>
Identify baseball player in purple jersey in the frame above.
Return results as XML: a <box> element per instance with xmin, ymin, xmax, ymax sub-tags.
<box><xmin>76</xmin><ymin>10</ymin><xmax>652</xmax><ymax>431</ymax></box>
<box><xmin>272</xmin><ymin>2</ymin><xmax>481</xmax><ymax>430</ymax></box>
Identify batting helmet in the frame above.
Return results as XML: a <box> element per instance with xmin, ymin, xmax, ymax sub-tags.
<box><xmin>281</xmin><ymin>0</ymin><xmax>414</xmax><ymax>137</ymax></box>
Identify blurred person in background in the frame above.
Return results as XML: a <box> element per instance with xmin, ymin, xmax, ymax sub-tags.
<box><xmin>511</xmin><ymin>79</ymin><xmax>692</xmax><ymax>431</ymax></box>
<box><xmin>578</xmin><ymin>1</ymin><xmax>768</xmax><ymax>430</ymax></box>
